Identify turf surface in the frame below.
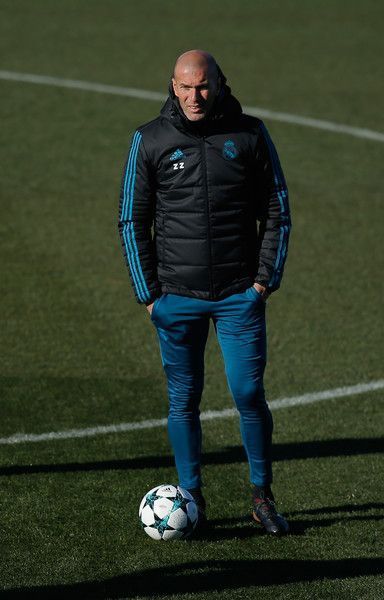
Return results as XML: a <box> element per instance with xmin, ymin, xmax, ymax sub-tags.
<box><xmin>1</xmin><ymin>1</ymin><xmax>383</xmax><ymax>598</ymax></box>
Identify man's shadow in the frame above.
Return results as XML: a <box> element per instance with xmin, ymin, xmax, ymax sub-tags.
<box><xmin>3</xmin><ymin>557</ymin><xmax>384</xmax><ymax>599</ymax></box>
<box><xmin>1</xmin><ymin>437</ymin><xmax>382</xmax><ymax>476</ymax></box>
<box><xmin>195</xmin><ymin>502</ymin><xmax>384</xmax><ymax>541</ymax></box>
<box><xmin>1</xmin><ymin>437</ymin><xmax>382</xmax><ymax>540</ymax></box>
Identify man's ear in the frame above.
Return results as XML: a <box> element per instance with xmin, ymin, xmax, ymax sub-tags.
<box><xmin>172</xmin><ymin>78</ymin><xmax>178</xmax><ymax>97</ymax></box>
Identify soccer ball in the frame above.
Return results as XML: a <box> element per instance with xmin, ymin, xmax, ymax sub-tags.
<box><xmin>139</xmin><ymin>484</ymin><xmax>199</xmax><ymax>540</ymax></box>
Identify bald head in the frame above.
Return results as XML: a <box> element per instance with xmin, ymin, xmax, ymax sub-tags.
<box><xmin>173</xmin><ymin>50</ymin><xmax>219</xmax><ymax>80</ymax></box>
<box><xmin>172</xmin><ymin>50</ymin><xmax>221</xmax><ymax>122</ymax></box>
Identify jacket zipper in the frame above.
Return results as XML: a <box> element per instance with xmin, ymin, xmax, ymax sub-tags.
<box><xmin>200</xmin><ymin>138</ymin><xmax>214</xmax><ymax>298</ymax></box>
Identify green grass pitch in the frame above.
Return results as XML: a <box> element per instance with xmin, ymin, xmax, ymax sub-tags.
<box><xmin>0</xmin><ymin>1</ymin><xmax>383</xmax><ymax>598</ymax></box>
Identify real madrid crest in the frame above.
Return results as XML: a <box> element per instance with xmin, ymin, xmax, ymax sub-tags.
<box><xmin>222</xmin><ymin>139</ymin><xmax>238</xmax><ymax>160</ymax></box>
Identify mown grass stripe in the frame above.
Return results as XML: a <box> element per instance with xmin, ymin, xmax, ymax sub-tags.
<box><xmin>1</xmin><ymin>70</ymin><xmax>384</xmax><ymax>143</ymax></box>
<box><xmin>0</xmin><ymin>380</ymin><xmax>382</xmax><ymax>445</ymax></box>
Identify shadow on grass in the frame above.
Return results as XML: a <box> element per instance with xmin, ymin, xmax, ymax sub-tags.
<box><xmin>196</xmin><ymin>502</ymin><xmax>384</xmax><ymax>540</ymax></box>
<box><xmin>1</xmin><ymin>437</ymin><xmax>383</xmax><ymax>476</ymax></box>
<box><xmin>285</xmin><ymin>502</ymin><xmax>384</xmax><ymax>535</ymax></box>
<box><xmin>2</xmin><ymin>558</ymin><xmax>383</xmax><ymax>599</ymax></box>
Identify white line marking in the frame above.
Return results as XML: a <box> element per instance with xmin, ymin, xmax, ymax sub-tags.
<box><xmin>242</xmin><ymin>106</ymin><xmax>384</xmax><ymax>143</ymax></box>
<box><xmin>1</xmin><ymin>70</ymin><xmax>384</xmax><ymax>143</ymax></box>
<box><xmin>0</xmin><ymin>70</ymin><xmax>166</xmax><ymax>102</ymax></box>
<box><xmin>0</xmin><ymin>380</ymin><xmax>382</xmax><ymax>445</ymax></box>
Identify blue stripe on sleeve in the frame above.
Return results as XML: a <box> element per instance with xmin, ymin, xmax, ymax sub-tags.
<box><xmin>123</xmin><ymin>131</ymin><xmax>141</xmax><ymax>221</ymax></box>
<box><xmin>122</xmin><ymin>223</ymin><xmax>147</xmax><ymax>303</ymax></box>
<box><xmin>260</xmin><ymin>123</ymin><xmax>291</xmax><ymax>288</ymax></box>
<box><xmin>121</xmin><ymin>131</ymin><xmax>150</xmax><ymax>302</ymax></box>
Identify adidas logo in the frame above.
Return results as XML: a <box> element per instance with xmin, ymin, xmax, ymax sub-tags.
<box><xmin>170</xmin><ymin>149</ymin><xmax>185</xmax><ymax>161</ymax></box>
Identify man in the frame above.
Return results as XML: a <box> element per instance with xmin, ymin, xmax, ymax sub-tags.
<box><xmin>118</xmin><ymin>50</ymin><xmax>291</xmax><ymax>535</ymax></box>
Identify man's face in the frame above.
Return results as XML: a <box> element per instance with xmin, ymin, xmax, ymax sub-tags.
<box><xmin>172</xmin><ymin>66</ymin><xmax>219</xmax><ymax>122</ymax></box>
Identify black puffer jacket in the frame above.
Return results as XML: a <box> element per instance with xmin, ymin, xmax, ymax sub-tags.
<box><xmin>118</xmin><ymin>75</ymin><xmax>291</xmax><ymax>304</ymax></box>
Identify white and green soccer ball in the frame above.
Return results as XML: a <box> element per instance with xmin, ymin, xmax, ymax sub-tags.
<box><xmin>139</xmin><ymin>484</ymin><xmax>199</xmax><ymax>540</ymax></box>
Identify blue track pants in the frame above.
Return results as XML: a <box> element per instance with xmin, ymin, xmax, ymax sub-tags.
<box><xmin>150</xmin><ymin>286</ymin><xmax>273</xmax><ymax>489</ymax></box>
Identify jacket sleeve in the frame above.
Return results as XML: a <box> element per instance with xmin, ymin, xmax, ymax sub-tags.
<box><xmin>254</xmin><ymin>122</ymin><xmax>292</xmax><ymax>292</ymax></box>
<box><xmin>118</xmin><ymin>130</ymin><xmax>161</xmax><ymax>304</ymax></box>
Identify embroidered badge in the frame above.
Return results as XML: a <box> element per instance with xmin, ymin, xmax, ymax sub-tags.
<box><xmin>222</xmin><ymin>140</ymin><xmax>238</xmax><ymax>160</ymax></box>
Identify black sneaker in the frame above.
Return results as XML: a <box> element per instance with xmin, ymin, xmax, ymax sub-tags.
<box><xmin>187</xmin><ymin>488</ymin><xmax>207</xmax><ymax>530</ymax></box>
<box><xmin>252</xmin><ymin>496</ymin><xmax>289</xmax><ymax>536</ymax></box>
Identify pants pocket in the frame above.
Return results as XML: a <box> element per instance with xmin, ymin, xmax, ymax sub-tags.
<box><xmin>150</xmin><ymin>294</ymin><xmax>166</xmax><ymax>322</ymax></box>
<box><xmin>247</xmin><ymin>285</ymin><xmax>266</xmax><ymax>305</ymax></box>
